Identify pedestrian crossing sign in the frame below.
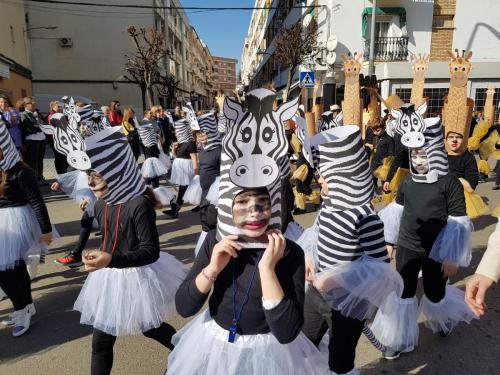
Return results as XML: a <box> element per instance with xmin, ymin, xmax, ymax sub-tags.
<box><xmin>300</xmin><ymin>71</ymin><xmax>315</xmax><ymax>88</ymax></box>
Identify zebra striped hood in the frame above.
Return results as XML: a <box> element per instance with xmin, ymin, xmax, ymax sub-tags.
<box><xmin>174</xmin><ymin>119</ymin><xmax>193</xmax><ymax>144</ymax></box>
<box><xmin>408</xmin><ymin>117</ymin><xmax>449</xmax><ymax>184</ymax></box>
<box><xmin>84</xmin><ymin>126</ymin><xmax>146</xmax><ymax>205</ymax></box>
<box><xmin>198</xmin><ymin>112</ymin><xmax>221</xmax><ymax>151</ymax></box>
<box><xmin>137</xmin><ymin>122</ymin><xmax>159</xmax><ymax>147</ymax></box>
<box><xmin>318</xmin><ymin>110</ymin><xmax>343</xmax><ymax>132</ymax></box>
<box><xmin>0</xmin><ymin>117</ymin><xmax>21</xmax><ymax>171</ymax></box>
<box><xmin>311</xmin><ymin>125</ymin><xmax>374</xmax><ymax>211</ymax></box>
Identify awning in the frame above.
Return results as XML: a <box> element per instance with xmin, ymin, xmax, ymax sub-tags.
<box><xmin>361</xmin><ymin>7</ymin><xmax>407</xmax><ymax>38</ymax></box>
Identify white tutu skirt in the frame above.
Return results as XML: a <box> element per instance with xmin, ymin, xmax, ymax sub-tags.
<box><xmin>378</xmin><ymin>202</ymin><xmax>404</xmax><ymax>244</ymax></box>
<box><xmin>418</xmin><ymin>285</ymin><xmax>478</xmax><ymax>334</ymax></box>
<box><xmin>183</xmin><ymin>175</ymin><xmax>202</xmax><ymax>205</ymax></box>
<box><xmin>370</xmin><ymin>293</ymin><xmax>419</xmax><ymax>352</ymax></box>
<box><xmin>58</xmin><ymin>170</ymin><xmax>96</xmax><ymax>214</ymax></box>
<box><xmin>74</xmin><ymin>252</ymin><xmax>187</xmax><ymax>336</ymax></box>
<box><xmin>206</xmin><ymin>176</ymin><xmax>220</xmax><ymax>206</ymax></box>
<box><xmin>142</xmin><ymin>157</ymin><xmax>169</xmax><ymax>179</ymax></box>
<box><xmin>0</xmin><ymin>206</ymin><xmax>47</xmax><ymax>271</ymax></box>
<box><xmin>314</xmin><ymin>255</ymin><xmax>403</xmax><ymax>320</ymax></box>
<box><xmin>170</xmin><ymin>158</ymin><xmax>194</xmax><ymax>186</ymax></box>
<box><xmin>166</xmin><ymin>310</ymin><xmax>326</xmax><ymax>375</ymax></box>
<box><xmin>295</xmin><ymin>217</ymin><xmax>319</xmax><ymax>269</ymax></box>
<box><xmin>429</xmin><ymin>216</ymin><xmax>473</xmax><ymax>267</ymax></box>
<box><xmin>158</xmin><ymin>149</ymin><xmax>172</xmax><ymax>170</ymax></box>
<box><xmin>284</xmin><ymin>221</ymin><xmax>304</xmax><ymax>242</ymax></box>
<box><xmin>153</xmin><ymin>186</ymin><xmax>177</xmax><ymax>207</ymax></box>
<box><xmin>194</xmin><ymin>230</ymin><xmax>208</xmax><ymax>256</ymax></box>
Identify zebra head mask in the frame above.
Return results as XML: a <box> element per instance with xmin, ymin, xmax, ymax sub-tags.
<box><xmin>391</xmin><ymin>102</ymin><xmax>427</xmax><ymax>148</ymax></box>
<box><xmin>318</xmin><ymin>110</ymin><xmax>343</xmax><ymax>132</ymax></box>
<box><xmin>77</xmin><ymin>105</ymin><xmax>111</xmax><ymax>138</ymax></box>
<box><xmin>310</xmin><ymin>125</ymin><xmax>374</xmax><ymax>211</ymax></box>
<box><xmin>198</xmin><ymin>112</ymin><xmax>221</xmax><ymax>151</ymax></box>
<box><xmin>174</xmin><ymin>118</ymin><xmax>193</xmax><ymax>144</ymax></box>
<box><xmin>216</xmin><ymin>88</ymin><xmax>298</xmax><ymax>248</ymax></box>
<box><xmin>182</xmin><ymin>102</ymin><xmax>200</xmax><ymax>131</ymax></box>
<box><xmin>40</xmin><ymin>113</ymin><xmax>91</xmax><ymax>170</ymax></box>
<box><xmin>0</xmin><ymin>118</ymin><xmax>21</xmax><ymax>171</ymax></box>
<box><xmin>222</xmin><ymin>88</ymin><xmax>299</xmax><ymax>188</ymax></box>
<box><xmin>408</xmin><ymin>118</ymin><xmax>449</xmax><ymax>184</ymax></box>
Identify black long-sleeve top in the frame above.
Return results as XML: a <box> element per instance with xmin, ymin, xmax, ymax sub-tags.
<box><xmin>396</xmin><ymin>174</ymin><xmax>466</xmax><ymax>254</ymax></box>
<box><xmin>386</xmin><ymin>134</ymin><xmax>410</xmax><ymax>183</ymax></box>
<box><xmin>199</xmin><ymin>145</ymin><xmax>221</xmax><ymax>195</ymax></box>
<box><xmin>20</xmin><ymin>110</ymin><xmax>42</xmax><ymax>138</ymax></box>
<box><xmin>370</xmin><ymin>133</ymin><xmax>395</xmax><ymax>176</ymax></box>
<box><xmin>0</xmin><ymin>163</ymin><xmax>52</xmax><ymax>233</ymax></box>
<box><xmin>448</xmin><ymin>151</ymin><xmax>479</xmax><ymax>190</ymax></box>
<box><xmin>94</xmin><ymin>195</ymin><xmax>160</xmax><ymax>268</ymax></box>
<box><xmin>175</xmin><ymin>230</ymin><xmax>305</xmax><ymax>344</ymax></box>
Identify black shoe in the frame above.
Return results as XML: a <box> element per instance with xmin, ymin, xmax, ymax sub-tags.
<box><xmin>163</xmin><ymin>203</ymin><xmax>180</xmax><ymax>218</ymax></box>
<box><xmin>191</xmin><ymin>205</ymin><xmax>200</xmax><ymax>212</ymax></box>
<box><xmin>492</xmin><ymin>185</ymin><xmax>499</xmax><ymax>191</ymax></box>
<box><xmin>94</xmin><ymin>231</ymin><xmax>102</xmax><ymax>237</ymax></box>
<box><xmin>293</xmin><ymin>208</ymin><xmax>307</xmax><ymax>215</ymax></box>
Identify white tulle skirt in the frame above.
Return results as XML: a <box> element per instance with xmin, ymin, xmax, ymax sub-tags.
<box><xmin>0</xmin><ymin>206</ymin><xmax>47</xmax><ymax>271</ymax></box>
<box><xmin>57</xmin><ymin>170</ymin><xmax>96</xmax><ymax>214</ymax></box>
<box><xmin>194</xmin><ymin>230</ymin><xmax>208</xmax><ymax>256</ymax></box>
<box><xmin>142</xmin><ymin>157</ymin><xmax>169</xmax><ymax>179</ymax></box>
<box><xmin>314</xmin><ymin>255</ymin><xmax>403</xmax><ymax>320</ymax></box>
<box><xmin>284</xmin><ymin>221</ymin><xmax>304</xmax><ymax>242</ymax></box>
<box><xmin>158</xmin><ymin>149</ymin><xmax>172</xmax><ymax>170</ymax></box>
<box><xmin>418</xmin><ymin>285</ymin><xmax>478</xmax><ymax>334</ymax></box>
<box><xmin>206</xmin><ymin>176</ymin><xmax>220</xmax><ymax>206</ymax></box>
<box><xmin>378</xmin><ymin>202</ymin><xmax>404</xmax><ymax>244</ymax></box>
<box><xmin>74</xmin><ymin>252</ymin><xmax>187</xmax><ymax>336</ymax></box>
<box><xmin>183</xmin><ymin>175</ymin><xmax>203</xmax><ymax>205</ymax></box>
<box><xmin>170</xmin><ymin>158</ymin><xmax>194</xmax><ymax>186</ymax></box>
<box><xmin>370</xmin><ymin>293</ymin><xmax>419</xmax><ymax>352</ymax></box>
<box><xmin>153</xmin><ymin>186</ymin><xmax>177</xmax><ymax>207</ymax></box>
<box><xmin>166</xmin><ymin>310</ymin><xmax>326</xmax><ymax>375</ymax></box>
<box><xmin>429</xmin><ymin>216</ymin><xmax>473</xmax><ymax>267</ymax></box>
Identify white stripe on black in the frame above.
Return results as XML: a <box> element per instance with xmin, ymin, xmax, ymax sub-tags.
<box><xmin>198</xmin><ymin>113</ymin><xmax>221</xmax><ymax>151</ymax></box>
<box><xmin>138</xmin><ymin>123</ymin><xmax>159</xmax><ymax>147</ymax></box>
<box><xmin>0</xmin><ymin>118</ymin><xmax>21</xmax><ymax>171</ymax></box>
<box><xmin>174</xmin><ymin>119</ymin><xmax>193</xmax><ymax>144</ymax></box>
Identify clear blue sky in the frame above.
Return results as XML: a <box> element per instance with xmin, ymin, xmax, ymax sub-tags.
<box><xmin>181</xmin><ymin>0</ymin><xmax>255</xmax><ymax>71</ymax></box>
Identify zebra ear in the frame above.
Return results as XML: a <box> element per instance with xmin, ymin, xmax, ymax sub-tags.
<box><xmin>39</xmin><ymin>123</ymin><xmax>55</xmax><ymax>136</ymax></box>
<box><xmin>223</xmin><ymin>97</ymin><xmax>244</xmax><ymax>122</ymax></box>
<box><xmin>391</xmin><ymin>108</ymin><xmax>403</xmax><ymax>120</ymax></box>
<box><xmin>277</xmin><ymin>96</ymin><xmax>300</xmax><ymax>122</ymax></box>
<box><xmin>416</xmin><ymin>101</ymin><xmax>427</xmax><ymax>117</ymax></box>
<box><xmin>334</xmin><ymin>111</ymin><xmax>343</xmax><ymax>125</ymax></box>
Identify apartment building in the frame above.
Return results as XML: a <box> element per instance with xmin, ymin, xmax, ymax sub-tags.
<box><xmin>212</xmin><ymin>56</ymin><xmax>238</xmax><ymax>97</ymax></box>
<box><xmin>0</xmin><ymin>0</ymin><xmax>32</xmax><ymax>102</ymax></box>
<box><xmin>241</xmin><ymin>0</ymin><xmax>500</xmax><ymax>117</ymax></box>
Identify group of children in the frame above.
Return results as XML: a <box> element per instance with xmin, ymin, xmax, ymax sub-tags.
<box><xmin>0</xmin><ymin>51</ymin><xmax>496</xmax><ymax>375</ymax></box>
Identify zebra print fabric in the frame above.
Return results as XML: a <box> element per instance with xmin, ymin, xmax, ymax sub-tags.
<box><xmin>318</xmin><ymin>110</ymin><xmax>343</xmax><ymax>132</ymax></box>
<box><xmin>198</xmin><ymin>113</ymin><xmax>221</xmax><ymax>151</ymax></box>
<box><xmin>311</xmin><ymin>125</ymin><xmax>374</xmax><ymax>211</ymax></box>
<box><xmin>84</xmin><ymin>127</ymin><xmax>146</xmax><ymax>205</ymax></box>
<box><xmin>217</xmin><ymin>111</ymin><xmax>228</xmax><ymax>135</ymax></box>
<box><xmin>409</xmin><ymin>117</ymin><xmax>449</xmax><ymax>184</ymax></box>
<box><xmin>0</xmin><ymin>117</ymin><xmax>21</xmax><ymax>171</ymax></box>
<box><xmin>174</xmin><ymin>119</ymin><xmax>193</xmax><ymax>144</ymax></box>
<box><xmin>137</xmin><ymin>123</ymin><xmax>159</xmax><ymax>147</ymax></box>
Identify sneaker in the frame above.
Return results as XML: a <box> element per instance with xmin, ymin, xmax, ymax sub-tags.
<box><xmin>3</xmin><ymin>303</ymin><xmax>36</xmax><ymax>326</ymax></box>
<box><xmin>163</xmin><ymin>202</ymin><xmax>180</xmax><ymax>219</ymax></box>
<box><xmin>55</xmin><ymin>254</ymin><xmax>83</xmax><ymax>267</ymax></box>
<box><xmin>12</xmin><ymin>304</ymin><xmax>35</xmax><ymax>337</ymax></box>
<box><xmin>382</xmin><ymin>349</ymin><xmax>401</xmax><ymax>360</ymax></box>
<box><xmin>492</xmin><ymin>185</ymin><xmax>499</xmax><ymax>191</ymax></box>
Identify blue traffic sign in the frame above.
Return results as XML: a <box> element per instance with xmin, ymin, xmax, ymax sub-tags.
<box><xmin>300</xmin><ymin>71</ymin><xmax>315</xmax><ymax>88</ymax></box>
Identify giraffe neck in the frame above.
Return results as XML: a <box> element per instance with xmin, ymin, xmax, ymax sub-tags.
<box><xmin>410</xmin><ymin>78</ymin><xmax>424</xmax><ymax>106</ymax></box>
<box><xmin>447</xmin><ymin>85</ymin><xmax>467</xmax><ymax>107</ymax></box>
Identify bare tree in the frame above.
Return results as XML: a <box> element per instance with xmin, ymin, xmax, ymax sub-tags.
<box><xmin>274</xmin><ymin>18</ymin><xmax>319</xmax><ymax>102</ymax></box>
<box><xmin>125</xmin><ymin>26</ymin><xmax>166</xmax><ymax>111</ymax></box>
<box><xmin>155</xmin><ymin>73</ymin><xmax>180</xmax><ymax>108</ymax></box>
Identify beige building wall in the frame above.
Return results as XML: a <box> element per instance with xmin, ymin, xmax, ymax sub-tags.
<box><xmin>212</xmin><ymin>56</ymin><xmax>237</xmax><ymax>96</ymax></box>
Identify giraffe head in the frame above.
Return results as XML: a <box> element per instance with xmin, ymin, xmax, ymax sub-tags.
<box><xmin>341</xmin><ymin>52</ymin><xmax>363</xmax><ymax>85</ymax></box>
<box><xmin>410</xmin><ymin>53</ymin><xmax>429</xmax><ymax>80</ymax></box>
<box><xmin>448</xmin><ymin>49</ymin><xmax>473</xmax><ymax>88</ymax></box>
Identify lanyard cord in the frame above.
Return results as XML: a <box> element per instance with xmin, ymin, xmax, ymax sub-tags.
<box><xmin>101</xmin><ymin>204</ymin><xmax>122</xmax><ymax>255</ymax></box>
<box><xmin>231</xmin><ymin>250</ymin><xmax>264</xmax><ymax>326</ymax></box>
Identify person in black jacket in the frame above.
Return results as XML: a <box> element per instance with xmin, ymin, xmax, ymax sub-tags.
<box><xmin>68</xmin><ymin>125</ymin><xmax>186</xmax><ymax>375</ymax></box>
<box><xmin>369</xmin><ymin>122</ymin><xmax>395</xmax><ymax>188</ymax></box>
<box><xmin>0</xmin><ymin>119</ymin><xmax>53</xmax><ymax>337</ymax></box>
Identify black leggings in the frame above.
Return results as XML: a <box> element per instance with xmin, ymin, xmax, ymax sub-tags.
<box><xmin>91</xmin><ymin>322</ymin><xmax>176</xmax><ymax>375</ymax></box>
<box><xmin>72</xmin><ymin>211</ymin><xmax>94</xmax><ymax>258</ymax></box>
<box><xmin>177</xmin><ymin>185</ymin><xmax>188</xmax><ymax>205</ymax></box>
<box><xmin>302</xmin><ymin>286</ymin><xmax>364</xmax><ymax>374</ymax></box>
<box><xmin>0</xmin><ymin>261</ymin><xmax>32</xmax><ymax>311</ymax></box>
<box><xmin>396</xmin><ymin>246</ymin><xmax>447</xmax><ymax>303</ymax></box>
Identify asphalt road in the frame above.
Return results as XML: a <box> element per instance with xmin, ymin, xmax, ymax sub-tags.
<box><xmin>0</xmin><ymin>160</ymin><xmax>499</xmax><ymax>375</ymax></box>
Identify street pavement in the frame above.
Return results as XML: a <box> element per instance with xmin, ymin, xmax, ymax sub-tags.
<box><xmin>0</xmin><ymin>153</ymin><xmax>499</xmax><ymax>375</ymax></box>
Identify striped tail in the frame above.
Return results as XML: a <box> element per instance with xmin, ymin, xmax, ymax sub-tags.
<box><xmin>363</xmin><ymin>323</ymin><xmax>386</xmax><ymax>353</ymax></box>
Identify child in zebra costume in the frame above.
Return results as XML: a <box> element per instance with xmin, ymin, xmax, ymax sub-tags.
<box><xmin>65</xmin><ymin>125</ymin><xmax>186</xmax><ymax>375</ymax></box>
<box><xmin>138</xmin><ymin>119</ymin><xmax>169</xmax><ymax>188</ymax></box>
<box><xmin>0</xmin><ymin>117</ymin><xmax>54</xmax><ymax>337</ymax></box>
<box><xmin>167</xmin><ymin>88</ymin><xmax>326</xmax><ymax>375</ymax></box>
<box><xmin>373</xmin><ymin>113</ymin><xmax>477</xmax><ymax>358</ymax></box>
<box><xmin>297</xmin><ymin>124</ymin><xmax>402</xmax><ymax>375</ymax></box>
<box><xmin>165</xmin><ymin>115</ymin><xmax>199</xmax><ymax>218</ymax></box>
<box><xmin>193</xmin><ymin>112</ymin><xmax>222</xmax><ymax>255</ymax></box>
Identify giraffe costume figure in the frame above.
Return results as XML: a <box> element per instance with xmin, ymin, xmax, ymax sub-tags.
<box><xmin>442</xmin><ymin>49</ymin><xmax>474</xmax><ymax>154</ymax></box>
<box><xmin>341</xmin><ymin>52</ymin><xmax>363</xmax><ymax>126</ymax></box>
<box><xmin>484</xmin><ymin>85</ymin><xmax>496</xmax><ymax>126</ymax></box>
<box><xmin>410</xmin><ymin>53</ymin><xmax>429</xmax><ymax>109</ymax></box>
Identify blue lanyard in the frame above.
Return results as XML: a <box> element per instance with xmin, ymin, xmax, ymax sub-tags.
<box><xmin>228</xmin><ymin>250</ymin><xmax>263</xmax><ymax>343</ymax></box>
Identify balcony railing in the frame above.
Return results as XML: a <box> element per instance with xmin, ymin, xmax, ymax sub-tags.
<box><xmin>364</xmin><ymin>36</ymin><xmax>409</xmax><ymax>62</ymax></box>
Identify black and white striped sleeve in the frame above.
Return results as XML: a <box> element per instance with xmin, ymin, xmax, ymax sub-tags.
<box><xmin>356</xmin><ymin>214</ymin><xmax>389</xmax><ymax>261</ymax></box>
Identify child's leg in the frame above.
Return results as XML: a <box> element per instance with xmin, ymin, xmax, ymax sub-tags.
<box><xmin>0</xmin><ymin>261</ymin><xmax>32</xmax><ymax>311</ymax></box>
<box><xmin>421</xmin><ymin>258</ymin><xmax>447</xmax><ymax>303</ymax></box>
<box><xmin>330</xmin><ymin>310</ymin><xmax>364</xmax><ymax>374</ymax></box>
<box><xmin>302</xmin><ymin>286</ymin><xmax>330</xmax><ymax>346</ymax></box>
<box><xmin>396</xmin><ymin>247</ymin><xmax>423</xmax><ymax>298</ymax></box>
<box><xmin>91</xmin><ymin>329</ymin><xmax>117</xmax><ymax>375</ymax></box>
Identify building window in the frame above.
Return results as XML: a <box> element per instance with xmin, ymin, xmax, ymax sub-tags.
<box><xmin>474</xmin><ymin>88</ymin><xmax>500</xmax><ymax>112</ymax></box>
<box><xmin>432</xmin><ymin>15</ymin><xmax>454</xmax><ymax>29</ymax></box>
<box><xmin>395</xmin><ymin>88</ymin><xmax>411</xmax><ymax>103</ymax></box>
<box><xmin>423</xmin><ymin>88</ymin><xmax>449</xmax><ymax>116</ymax></box>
